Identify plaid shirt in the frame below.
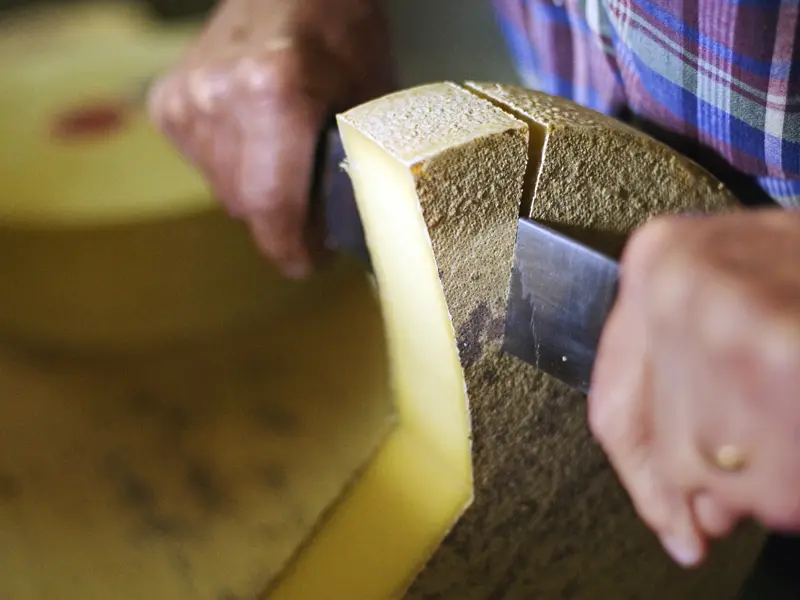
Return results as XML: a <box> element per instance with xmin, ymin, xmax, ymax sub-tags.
<box><xmin>493</xmin><ymin>0</ymin><xmax>800</xmax><ymax>208</ymax></box>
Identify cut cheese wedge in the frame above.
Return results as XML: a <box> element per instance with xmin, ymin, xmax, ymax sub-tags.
<box><xmin>329</xmin><ymin>82</ymin><xmax>764</xmax><ymax>599</ymax></box>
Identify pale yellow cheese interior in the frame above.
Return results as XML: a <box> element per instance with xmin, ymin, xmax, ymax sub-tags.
<box><xmin>267</xmin><ymin>125</ymin><xmax>475</xmax><ymax>599</ymax></box>
<box><xmin>0</xmin><ymin>264</ymin><xmax>396</xmax><ymax>600</ymax></box>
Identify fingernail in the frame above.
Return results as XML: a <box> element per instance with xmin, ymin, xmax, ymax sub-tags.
<box><xmin>661</xmin><ymin>535</ymin><xmax>702</xmax><ymax>567</ymax></box>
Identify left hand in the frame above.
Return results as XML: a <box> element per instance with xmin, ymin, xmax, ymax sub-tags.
<box><xmin>148</xmin><ymin>0</ymin><xmax>393</xmax><ymax>277</ymax></box>
<box><xmin>589</xmin><ymin>208</ymin><xmax>800</xmax><ymax>568</ymax></box>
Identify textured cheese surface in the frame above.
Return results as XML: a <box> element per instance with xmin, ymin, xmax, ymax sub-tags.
<box><xmin>0</xmin><ymin>266</ymin><xmax>395</xmax><ymax>600</ymax></box>
<box><xmin>338</xmin><ymin>82</ymin><xmax>764</xmax><ymax>599</ymax></box>
<box><xmin>466</xmin><ymin>82</ymin><xmax>738</xmax><ymax>231</ymax></box>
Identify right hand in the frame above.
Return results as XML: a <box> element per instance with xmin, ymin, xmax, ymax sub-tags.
<box><xmin>589</xmin><ymin>210</ymin><xmax>800</xmax><ymax>567</ymax></box>
<box><xmin>148</xmin><ymin>0</ymin><xmax>394</xmax><ymax>277</ymax></box>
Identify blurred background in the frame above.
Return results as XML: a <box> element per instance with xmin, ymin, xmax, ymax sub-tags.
<box><xmin>0</xmin><ymin>0</ymin><xmax>521</xmax><ymax>85</ymax></box>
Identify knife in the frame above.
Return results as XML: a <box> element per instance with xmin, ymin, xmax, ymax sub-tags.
<box><xmin>313</xmin><ymin>125</ymin><xmax>621</xmax><ymax>394</ymax></box>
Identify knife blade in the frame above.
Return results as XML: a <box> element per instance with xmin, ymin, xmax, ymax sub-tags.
<box><xmin>502</xmin><ymin>219</ymin><xmax>619</xmax><ymax>394</ymax></box>
<box><xmin>312</xmin><ymin>122</ymin><xmax>372</xmax><ymax>269</ymax></box>
<box><xmin>315</xmin><ymin>125</ymin><xmax>621</xmax><ymax>393</ymax></box>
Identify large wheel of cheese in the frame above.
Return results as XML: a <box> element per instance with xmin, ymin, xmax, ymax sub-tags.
<box><xmin>329</xmin><ymin>82</ymin><xmax>765</xmax><ymax>599</ymax></box>
<box><xmin>0</xmin><ymin>3</ymin><xmax>314</xmax><ymax>350</ymax></box>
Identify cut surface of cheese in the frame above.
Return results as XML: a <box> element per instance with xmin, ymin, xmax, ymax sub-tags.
<box><xmin>0</xmin><ymin>264</ymin><xmax>396</xmax><ymax>600</ymax></box>
<box><xmin>333</xmin><ymin>82</ymin><xmax>764</xmax><ymax>599</ymax></box>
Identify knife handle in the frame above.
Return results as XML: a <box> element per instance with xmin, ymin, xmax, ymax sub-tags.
<box><xmin>309</xmin><ymin>118</ymin><xmax>372</xmax><ymax>269</ymax></box>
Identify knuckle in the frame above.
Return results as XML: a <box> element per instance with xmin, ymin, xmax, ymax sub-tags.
<box><xmin>587</xmin><ymin>399</ymin><xmax>619</xmax><ymax>452</ymax></box>
<box><xmin>149</xmin><ymin>65</ymin><xmax>243</xmax><ymax>126</ymax></box>
<box><xmin>620</xmin><ymin>216</ymin><xmax>698</xmax><ymax>321</ymax></box>
<box><xmin>232</xmin><ymin>54</ymin><xmax>287</xmax><ymax>96</ymax></box>
<box><xmin>624</xmin><ymin>215</ymin><xmax>686</xmax><ymax>270</ymax></box>
<box><xmin>760</xmin><ymin>318</ymin><xmax>800</xmax><ymax>373</ymax></box>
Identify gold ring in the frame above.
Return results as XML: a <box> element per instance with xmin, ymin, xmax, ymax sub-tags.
<box><xmin>708</xmin><ymin>444</ymin><xmax>747</xmax><ymax>473</ymax></box>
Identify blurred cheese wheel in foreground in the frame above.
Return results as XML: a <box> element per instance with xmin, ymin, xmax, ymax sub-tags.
<box><xmin>0</xmin><ymin>2</ymin><xmax>317</xmax><ymax>350</ymax></box>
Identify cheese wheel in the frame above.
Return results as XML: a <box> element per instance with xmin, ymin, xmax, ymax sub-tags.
<box><xmin>328</xmin><ymin>82</ymin><xmax>764</xmax><ymax>599</ymax></box>
<box><xmin>0</xmin><ymin>3</ymin><xmax>304</xmax><ymax>350</ymax></box>
<box><xmin>0</xmin><ymin>264</ymin><xmax>396</xmax><ymax>600</ymax></box>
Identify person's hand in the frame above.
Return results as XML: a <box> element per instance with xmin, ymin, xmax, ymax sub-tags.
<box><xmin>589</xmin><ymin>208</ymin><xmax>800</xmax><ymax>568</ymax></box>
<box><xmin>148</xmin><ymin>0</ymin><xmax>393</xmax><ymax>277</ymax></box>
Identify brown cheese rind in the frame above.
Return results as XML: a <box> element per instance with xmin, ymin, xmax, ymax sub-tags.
<box><xmin>339</xmin><ymin>81</ymin><xmax>763</xmax><ymax>600</ymax></box>
<box><xmin>465</xmin><ymin>82</ymin><xmax>739</xmax><ymax>230</ymax></box>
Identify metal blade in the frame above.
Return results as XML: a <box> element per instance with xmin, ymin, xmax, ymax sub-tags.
<box><xmin>314</xmin><ymin>126</ymin><xmax>618</xmax><ymax>393</ymax></box>
<box><xmin>502</xmin><ymin>218</ymin><xmax>620</xmax><ymax>394</ymax></box>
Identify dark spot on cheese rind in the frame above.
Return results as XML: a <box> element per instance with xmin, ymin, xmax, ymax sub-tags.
<box><xmin>259</xmin><ymin>463</ymin><xmax>288</xmax><ymax>490</ymax></box>
<box><xmin>128</xmin><ymin>388</ymin><xmax>191</xmax><ymax>433</ymax></box>
<box><xmin>218</xmin><ymin>590</ymin><xmax>242</xmax><ymax>600</ymax></box>
<box><xmin>487</xmin><ymin>315</ymin><xmax>505</xmax><ymax>342</ymax></box>
<box><xmin>456</xmin><ymin>303</ymin><xmax>490</xmax><ymax>367</ymax></box>
<box><xmin>0</xmin><ymin>472</ymin><xmax>19</xmax><ymax>501</ymax></box>
<box><xmin>457</xmin><ymin>302</ymin><xmax>507</xmax><ymax>367</ymax></box>
<box><xmin>253</xmin><ymin>405</ymin><xmax>300</xmax><ymax>435</ymax></box>
<box><xmin>185</xmin><ymin>460</ymin><xmax>227</xmax><ymax>514</ymax></box>
<box><xmin>105</xmin><ymin>455</ymin><xmax>193</xmax><ymax>538</ymax></box>
<box><xmin>106</xmin><ymin>456</ymin><xmax>156</xmax><ymax>510</ymax></box>
<box><xmin>171</xmin><ymin>552</ymin><xmax>191</xmax><ymax>576</ymax></box>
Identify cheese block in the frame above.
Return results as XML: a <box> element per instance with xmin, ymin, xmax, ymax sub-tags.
<box><xmin>335</xmin><ymin>82</ymin><xmax>765</xmax><ymax>599</ymax></box>
<box><xmin>0</xmin><ymin>265</ymin><xmax>397</xmax><ymax>600</ymax></box>
<box><xmin>0</xmin><ymin>3</ymin><xmax>304</xmax><ymax>350</ymax></box>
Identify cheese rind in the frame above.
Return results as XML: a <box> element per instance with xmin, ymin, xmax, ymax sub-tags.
<box><xmin>465</xmin><ymin>81</ymin><xmax>738</xmax><ymax>229</ymax></box>
<box><xmin>338</xmin><ymin>82</ymin><xmax>763</xmax><ymax>599</ymax></box>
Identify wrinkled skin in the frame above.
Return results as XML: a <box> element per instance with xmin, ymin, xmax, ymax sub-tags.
<box><xmin>590</xmin><ymin>209</ymin><xmax>800</xmax><ymax>567</ymax></box>
<box><xmin>148</xmin><ymin>0</ymin><xmax>393</xmax><ymax>277</ymax></box>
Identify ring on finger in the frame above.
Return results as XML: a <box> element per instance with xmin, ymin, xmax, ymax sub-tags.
<box><xmin>704</xmin><ymin>444</ymin><xmax>748</xmax><ymax>473</ymax></box>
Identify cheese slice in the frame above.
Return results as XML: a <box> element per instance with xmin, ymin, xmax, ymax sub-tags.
<box><xmin>330</xmin><ymin>82</ymin><xmax>764</xmax><ymax>599</ymax></box>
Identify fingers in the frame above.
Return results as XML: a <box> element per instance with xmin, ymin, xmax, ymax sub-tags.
<box><xmin>148</xmin><ymin>60</ymin><xmax>329</xmax><ymax>278</ymax></box>
<box><xmin>693</xmin><ymin>492</ymin><xmax>738</xmax><ymax>538</ymax></box>
<box><xmin>233</xmin><ymin>94</ymin><xmax>328</xmax><ymax>277</ymax></box>
<box><xmin>591</xmin><ymin>215</ymin><xmax>708</xmax><ymax>566</ymax></box>
<box><xmin>590</xmin><ymin>294</ymin><xmax>706</xmax><ymax>566</ymax></box>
